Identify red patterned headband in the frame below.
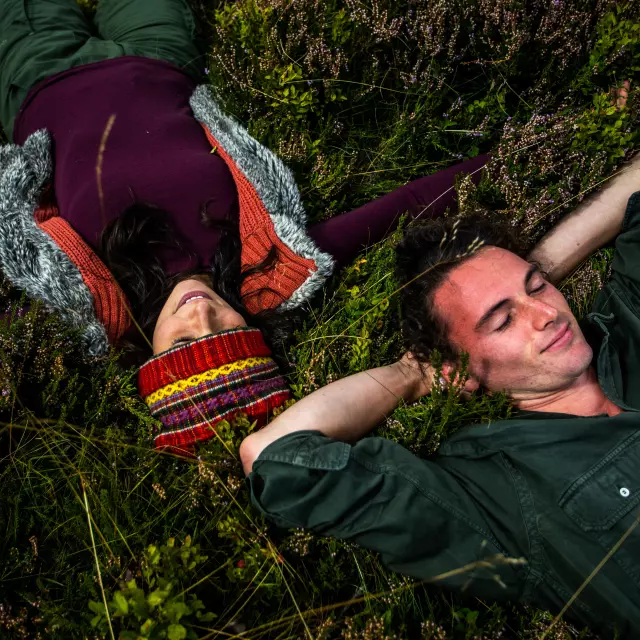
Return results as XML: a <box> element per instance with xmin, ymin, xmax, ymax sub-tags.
<box><xmin>138</xmin><ymin>328</ymin><xmax>290</xmax><ymax>455</ymax></box>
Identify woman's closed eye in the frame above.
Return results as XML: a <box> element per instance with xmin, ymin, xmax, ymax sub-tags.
<box><xmin>171</xmin><ymin>336</ymin><xmax>195</xmax><ymax>347</ymax></box>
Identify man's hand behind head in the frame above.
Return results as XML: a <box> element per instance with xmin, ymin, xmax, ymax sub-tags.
<box><xmin>395</xmin><ymin>352</ymin><xmax>435</xmax><ymax>403</ymax></box>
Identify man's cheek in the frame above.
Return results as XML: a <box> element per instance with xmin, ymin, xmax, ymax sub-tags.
<box><xmin>547</xmin><ymin>289</ymin><xmax>571</xmax><ymax>312</ymax></box>
<box><xmin>468</xmin><ymin>341</ymin><xmax>502</xmax><ymax>383</ymax></box>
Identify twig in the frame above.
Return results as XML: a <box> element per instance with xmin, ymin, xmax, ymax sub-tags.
<box><xmin>96</xmin><ymin>114</ymin><xmax>117</xmax><ymax>227</ymax></box>
<box><xmin>82</xmin><ymin>481</ymin><xmax>115</xmax><ymax>640</ymax></box>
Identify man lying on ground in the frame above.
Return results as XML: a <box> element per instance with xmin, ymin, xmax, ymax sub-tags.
<box><xmin>239</xmin><ymin>151</ymin><xmax>640</xmax><ymax>638</ymax></box>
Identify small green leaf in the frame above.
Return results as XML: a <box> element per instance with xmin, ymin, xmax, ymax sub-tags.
<box><xmin>147</xmin><ymin>589</ymin><xmax>169</xmax><ymax>607</ymax></box>
<box><xmin>197</xmin><ymin>612</ymin><xmax>217</xmax><ymax>622</ymax></box>
<box><xmin>167</xmin><ymin>601</ymin><xmax>190</xmax><ymax>623</ymax></box>
<box><xmin>140</xmin><ymin>618</ymin><xmax>155</xmax><ymax>635</ymax></box>
<box><xmin>113</xmin><ymin>591</ymin><xmax>129</xmax><ymax>616</ymax></box>
<box><xmin>167</xmin><ymin>623</ymin><xmax>187</xmax><ymax>640</ymax></box>
<box><xmin>88</xmin><ymin>600</ymin><xmax>106</xmax><ymax>615</ymax></box>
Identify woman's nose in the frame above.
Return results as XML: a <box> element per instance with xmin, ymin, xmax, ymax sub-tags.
<box><xmin>191</xmin><ymin>301</ymin><xmax>220</xmax><ymax>337</ymax></box>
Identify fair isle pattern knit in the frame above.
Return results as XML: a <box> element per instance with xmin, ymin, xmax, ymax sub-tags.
<box><xmin>146</xmin><ymin>356</ymin><xmax>274</xmax><ymax>405</ymax></box>
<box><xmin>0</xmin><ymin>87</ymin><xmax>334</xmax><ymax>356</ymax></box>
<box><xmin>138</xmin><ymin>328</ymin><xmax>290</xmax><ymax>454</ymax></box>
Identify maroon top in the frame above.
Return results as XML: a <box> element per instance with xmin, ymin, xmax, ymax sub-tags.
<box><xmin>13</xmin><ymin>56</ymin><xmax>488</xmax><ymax>273</ymax></box>
<box><xmin>14</xmin><ymin>57</ymin><xmax>236</xmax><ymax>274</ymax></box>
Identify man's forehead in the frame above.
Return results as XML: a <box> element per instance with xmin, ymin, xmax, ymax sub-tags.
<box><xmin>433</xmin><ymin>247</ymin><xmax>530</xmax><ymax>315</ymax></box>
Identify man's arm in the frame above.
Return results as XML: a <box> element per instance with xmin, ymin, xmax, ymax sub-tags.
<box><xmin>242</xmin><ymin>363</ymin><xmax>521</xmax><ymax>598</ymax></box>
<box><xmin>239</xmin><ymin>355</ymin><xmax>432</xmax><ymax>475</ymax></box>
<box><xmin>528</xmin><ymin>152</ymin><xmax>640</xmax><ymax>284</ymax></box>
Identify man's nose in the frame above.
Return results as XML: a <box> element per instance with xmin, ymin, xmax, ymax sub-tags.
<box><xmin>522</xmin><ymin>297</ymin><xmax>559</xmax><ymax>330</ymax></box>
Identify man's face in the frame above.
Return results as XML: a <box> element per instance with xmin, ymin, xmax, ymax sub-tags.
<box><xmin>432</xmin><ymin>247</ymin><xmax>593</xmax><ymax>398</ymax></box>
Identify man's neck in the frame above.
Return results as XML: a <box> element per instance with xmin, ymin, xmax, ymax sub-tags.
<box><xmin>515</xmin><ymin>367</ymin><xmax>623</xmax><ymax>417</ymax></box>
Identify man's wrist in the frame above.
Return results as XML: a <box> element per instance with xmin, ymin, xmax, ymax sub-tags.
<box><xmin>388</xmin><ymin>361</ymin><xmax>423</xmax><ymax>403</ymax></box>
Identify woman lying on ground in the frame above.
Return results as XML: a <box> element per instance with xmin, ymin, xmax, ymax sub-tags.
<box><xmin>0</xmin><ymin>0</ymin><xmax>486</xmax><ymax>454</ymax></box>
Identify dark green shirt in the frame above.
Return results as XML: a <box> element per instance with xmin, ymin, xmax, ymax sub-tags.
<box><xmin>248</xmin><ymin>192</ymin><xmax>640</xmax><ymax>638</ymax></box>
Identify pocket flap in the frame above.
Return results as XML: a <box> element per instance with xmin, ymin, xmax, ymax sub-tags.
<box><xmin>559</xmin><ymin>433</ymin><xmax>640</xmax><ymax>531</ymax></box>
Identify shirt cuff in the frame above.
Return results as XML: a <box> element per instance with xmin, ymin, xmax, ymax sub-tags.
<box><xmin>254</xmin><ymin>430</ymin><xmax>351</xmax><ymax>471</ymax></box>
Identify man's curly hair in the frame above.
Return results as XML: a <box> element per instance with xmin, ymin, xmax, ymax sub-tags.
<box><xmin>395</xmin><ymin>212</ymin><xmax>527</xmax><ymax>364</ymax></box>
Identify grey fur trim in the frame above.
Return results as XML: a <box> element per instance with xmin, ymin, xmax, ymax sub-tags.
<box><xmin>0</xmin><ymin>130</ymin><xmax>109</xmax><ymax>356</ymax></box>
<box><xmin>190</xmin><ymin>86</ymin><xmax>335</xmax><ymax>310</ymax></box>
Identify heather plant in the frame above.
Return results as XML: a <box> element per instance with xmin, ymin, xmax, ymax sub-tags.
<box><xmin>1</xmin><ymin>0</ymin><xmax>640</xmax><ymax>638</ymax></box>
<box><xmin>205</xmin><ymin>0</ymin><xmax>638</xmax><ymax>221</ymax></box>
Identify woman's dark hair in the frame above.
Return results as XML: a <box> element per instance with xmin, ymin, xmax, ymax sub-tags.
<box><xmin>395</xmin><ymin>212</ymin><xmax>527</xmax><ymax>364</ymax></box>
<box><xmin>97</xmin><ymin>202</ymin><xmax>293</xmax><ymax>366</ymax></box>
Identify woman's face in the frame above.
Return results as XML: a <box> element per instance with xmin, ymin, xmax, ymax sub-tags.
<box><xmin>152</xmin><ymin>275</ymin><xmax>246</xmax><ymax>355</ymax></box>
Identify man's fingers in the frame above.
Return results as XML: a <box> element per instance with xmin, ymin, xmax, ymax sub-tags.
<box><xmin>614</xmin><ymin>80</ymin><xmax>630</xmax><ymax>110</ymax></box>
<box><xmin>399</xmin><ymin>352</ymin><xmax>436</xmax><ymax>395</ymax></box>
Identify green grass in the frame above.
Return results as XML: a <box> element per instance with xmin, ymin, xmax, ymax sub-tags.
<box><xmin>1</xmin><ymin>1</ymin><xmax>640</xmax><ymax>638</ymax></box>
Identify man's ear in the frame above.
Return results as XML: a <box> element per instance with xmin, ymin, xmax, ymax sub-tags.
<box><xmin>441</xmin><ymin>362</ymin><xmax>481</xmax><ymax>395</ymax></box>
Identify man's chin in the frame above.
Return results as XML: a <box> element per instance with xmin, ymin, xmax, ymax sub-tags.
<box><xmin>558</xmin><ymin>340</ymin><xmax>594</xmax><ymax>381</ymax></box>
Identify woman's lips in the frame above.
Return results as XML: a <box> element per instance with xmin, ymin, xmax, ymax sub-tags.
<box><xmin>177</xmin><ymin>290</ymin><xmax>213</xmax><ymax>310</ymax></box>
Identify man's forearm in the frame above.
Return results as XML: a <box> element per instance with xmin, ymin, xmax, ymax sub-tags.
<box><xmin>240</xmin><ymin>362</ymin><xmax>422</xmax><ymax>474</ymax></box>
<box><xmin>529</xmin><ymin>153</ymin><xmax>640</xmax><ymax>283</ymax></box>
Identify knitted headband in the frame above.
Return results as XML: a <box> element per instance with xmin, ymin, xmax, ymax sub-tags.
<box><xmin>138</xmin><ymin>327</ymin><xmax>291</xmax><ymax>455</ymax></box>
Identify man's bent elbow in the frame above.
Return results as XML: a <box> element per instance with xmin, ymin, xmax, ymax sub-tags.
<box><xmin>239</xmin><ymin>435</ymin><xmax>260</xmax><ymax>476</ymax></box>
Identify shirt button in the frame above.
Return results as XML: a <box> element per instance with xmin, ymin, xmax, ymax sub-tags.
<box><xmin>620</xmin><ymin>487</ymin><xmax>631</xmax><ymax>498</ymax></box>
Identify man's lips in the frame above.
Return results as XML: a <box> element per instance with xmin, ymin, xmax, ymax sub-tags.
<box><xmin>541</xmin><ymin>323</ymin><xmax>572</xmax><ymax>353</ymax></box>
<box><xmin>177</xmin><ymin>290</ymin><xmax>213</xmax><ymax>310</ymax></box>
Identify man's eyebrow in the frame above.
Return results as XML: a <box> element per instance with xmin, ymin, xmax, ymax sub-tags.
<box><xmin>474</xmin><ymin>264</ymin><xmax>540</xmax><ymax>331</ymax></box>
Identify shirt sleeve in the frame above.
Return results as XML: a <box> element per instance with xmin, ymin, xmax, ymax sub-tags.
<box><xmin>605</xmin><ymin>191</ymin><xmax>640</xmax><ymax>301</ymax></box>
<box><xmin>590</xmin><ymin>191</ymin><xmax>640</xmax><ymax>408</ymax></box>
<box><xmin>247</xmin><ymin>431</ymin><xmax>521</xmax><ymax>597</ymax></box>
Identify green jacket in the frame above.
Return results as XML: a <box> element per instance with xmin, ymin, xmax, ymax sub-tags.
<box><xmin>248</xmin><ymin>192</ymin><xmax>640</xmax><ymax>638</ymax></box>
